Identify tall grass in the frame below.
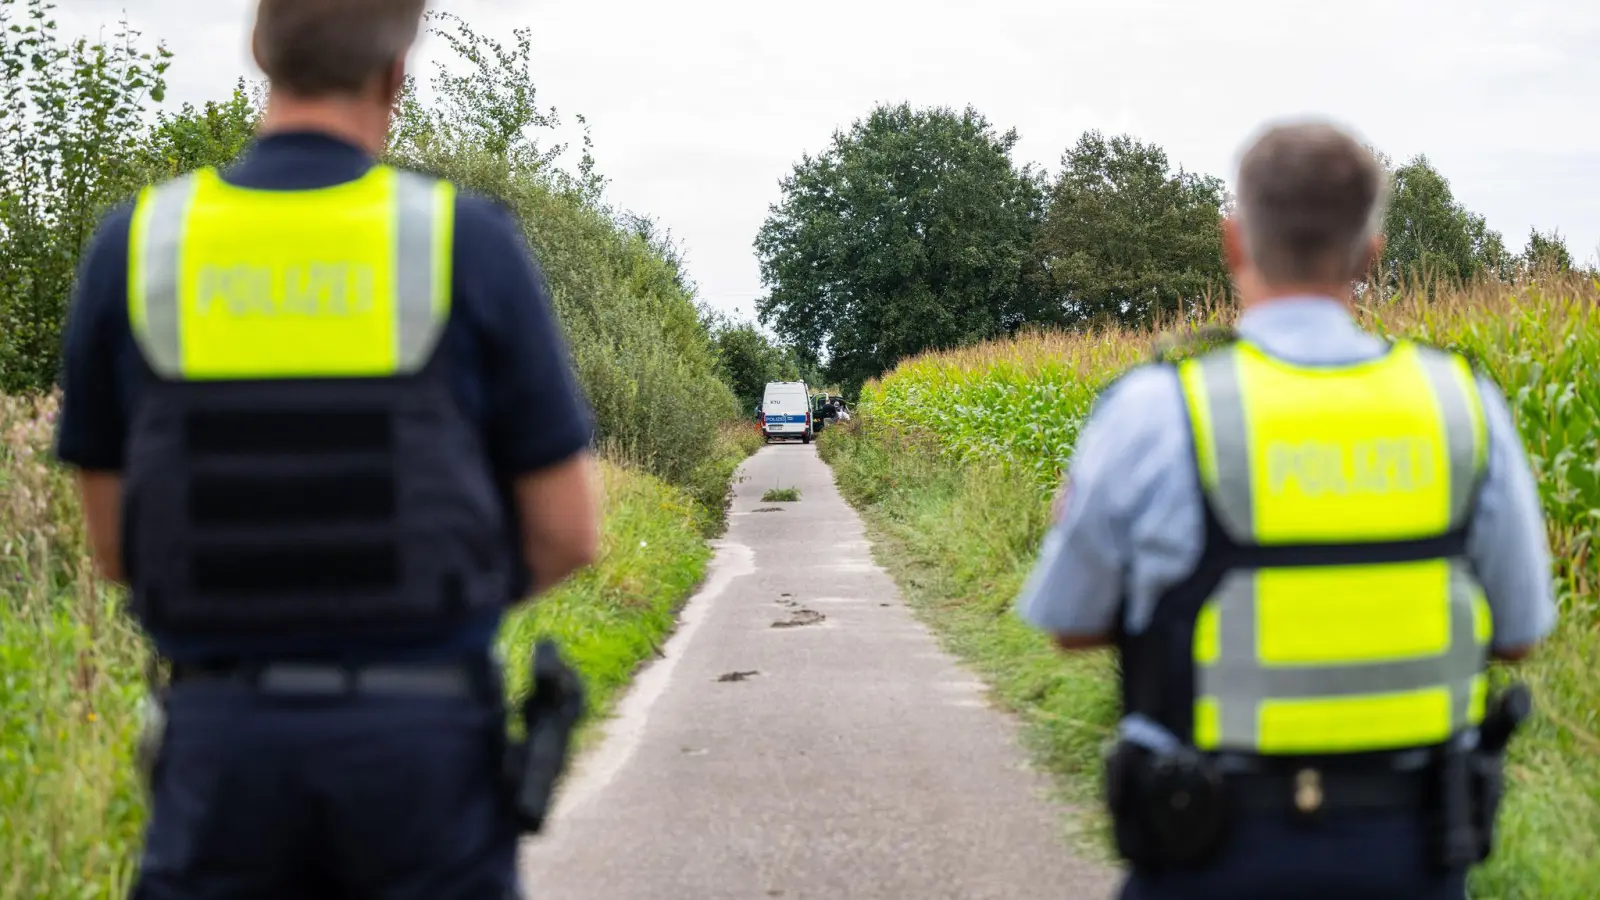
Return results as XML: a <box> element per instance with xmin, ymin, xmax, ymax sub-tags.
<box><xmin>824</xmin><ymin>277</ymin><xmax>1600</xmax><ymax>898</ymax></box>
<box><xmin>0</xmin><ymin>393</ymin><xmax>758</xmax><ymax>899</ymax></box>
<box><xmin>0</xmin><ymin>394</ymin><xmax>146</xmax><ymax>899</ymax></box>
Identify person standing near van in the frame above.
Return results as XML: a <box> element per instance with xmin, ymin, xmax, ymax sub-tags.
<box><xmin>1016</xmin><ymin>120</ymin><xmax>1555</xmax><ymax>899</ymax></box>
<box><xmin>53</xmin><ymin>0</ymin><xmax>600</xmax><ymax>895</ymax></box>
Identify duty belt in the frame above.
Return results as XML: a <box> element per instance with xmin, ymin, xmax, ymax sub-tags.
<box><xmin>168</xmin><ymin>660</ymin><xmax>481</xmax><ymax>698</ymax></box>
<box><xmin>1228</xmin><ymin>767</ymin><xmax>1431</xmax><ymax>815</ymax></box>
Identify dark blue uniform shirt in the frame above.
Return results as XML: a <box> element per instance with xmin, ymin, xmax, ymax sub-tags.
<box><xmin>55</xmin><ymin>132</ymin><xmax>594</xmax><ymax>664</ymax></box>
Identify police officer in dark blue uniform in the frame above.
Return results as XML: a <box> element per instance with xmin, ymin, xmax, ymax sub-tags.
<box><xmin>55</xmin><ymin>1</ymin><xmax>600</xmax><ymax>896</ymax></box>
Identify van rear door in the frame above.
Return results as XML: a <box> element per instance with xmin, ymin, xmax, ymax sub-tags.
<box><xmin>763</xmin><ymin>384</ymin><xmax>809</xmax><ymax>437</ymax></box>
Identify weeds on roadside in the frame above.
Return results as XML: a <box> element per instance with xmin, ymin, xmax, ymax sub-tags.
<box><xmin>0</xmin><ymin>393</ymin><xmax>759</xmax><ymax>899</ymax></box>
<box><xmin>0</xmin><ymin>393</ymin><xmax>148</xmax><ymax>900</ymax></box>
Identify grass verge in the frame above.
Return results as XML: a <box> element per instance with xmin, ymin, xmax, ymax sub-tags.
<box><xmin>819</xmin><ymin>422</ymin><xmax>1119</xmax><ymax>858</ymax></box>
<box><xmin>496</xmin><ymin>462</ymin><xmax>711</xmax><ymax>741</ymax></box>
<box><xmin>680</xmin><ymin>423</ymin><xmax>767</xmax><ymax>536</ymax></box>
<box><xmin>0</xmin><ymin>393</ymin><xmax>759</xmax><ymax>900</ymax></box>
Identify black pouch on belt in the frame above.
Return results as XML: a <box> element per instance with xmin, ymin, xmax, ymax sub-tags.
<box><xmin>1105</xmin><ymin>740</ymin><xmax>1159</xmax><ymax>865</ymax></box>
<box><xmin>1105</xmin><ymin>740</ymin><xmax>1231</xmax><ymax>870</ymax></box>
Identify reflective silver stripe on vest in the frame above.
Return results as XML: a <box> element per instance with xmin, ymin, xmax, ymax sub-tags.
<box><xmin>132</xmin><ymin>174</ymin><xmax>202</xmax><ymax>378</ymax></box>
<box><xmin>1414</xmin><ymin>347</ymin><xmax>1485</xmax><ymax>526</ymax></box>
<box><xmin>393</xmin><ymin>170</ymin><xmax>448</xmax><ymax>374</ymax></box>
<box><xmin>133</xmin><ymin>169</ymin><xmax>449</xmax><ymax>378</ymax></box>
<box><xmin>1193</xmin><ymin>349</ymin><xmax>1254</xmax><ymax>543</ymax></box>
<box><xmin>1197</xmin><ymin>560</ymin><xmax>1489</xmax><ymax>748</ymax></box>
<box><xmin>1447</xmin><ymin>560</ymin><xmax>1492</xmax><ymax>724</ymax></box>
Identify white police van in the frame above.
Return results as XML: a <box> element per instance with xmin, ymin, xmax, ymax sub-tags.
<box><xmin>762</xmin><ymin>381</ymin><xmax>813</xmax><ymax>444</ymax></box>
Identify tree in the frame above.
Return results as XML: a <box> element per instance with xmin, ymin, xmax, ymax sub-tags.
<box><xmin>0</xmin><ymin>0</ymin><xmax>171</xmax><ymax>391</ymax></box>
<box><xmin>388</xmin><ymin>12</ymin><xmax>571</xmax><ymax>190</ymax></box>
<box><xmin>386</xmin><ymin>10</ymin><xmax>739</xmax><ymax>491</ymax></box>
<box><xmin>705</xmin><ymin>316</ymin><xmax>800</xmax><ymax>415</ymax></box>
<box><xmin>13</xmin><ymin>3</ymin><xmax>749</xmax><ymax>499</ymax></box>
<box><xmin>131</xmin><ymin>79</ymin><xmax>261</xmax><ymax>181</ymax></box>
<box><xmin>1031</xmin><ymin>131</ymin><xmax>1228</xmax><ymax>328</ymax></box>
<box><xmin>1520</xmin><ymin>228</ymin><xmax>1573</xmax><ymax>275</ymax></box>
<box><xmin>754</xmin><ymin>103</ymin><xmax>1044</xmax><ymax>393</ymax></box>
<box><xmin>1379</xmin><ymin>154</ymin><xmax>1506</xmax><ymax>286</ymax></box>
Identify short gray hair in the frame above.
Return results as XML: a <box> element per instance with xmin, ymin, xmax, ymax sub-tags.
<box><xmin>1234</xmin><ymin>120</ymin><xmax>1388</xmax><ymax>284</ymax></box>
<box><xmin>253</xmin><ymin>0</ymin><xmax>427</xmax><ymax>97</ymax></box>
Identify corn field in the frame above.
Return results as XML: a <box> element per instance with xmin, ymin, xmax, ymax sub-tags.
<box><xmin>867</xmin><ymin>281</ymin><xmax>1600</xmax><ymax>534</ymax></box>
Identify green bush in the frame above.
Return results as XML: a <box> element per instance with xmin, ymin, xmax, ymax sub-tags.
<box><xmin>703</xmin><ymin>316</ymin><xmax>809</xmax><ymax>415</ymax></box>
<box><xmin>0</xmin><ymin>0</ymin><xmax>170</xmax><ymax>392</ymax></box>
<box><xmin>0</xmin><ymin>6</ymin><xmax>742</xmax><ymax>498</ymax></box>
<box><xmin>385</xmin><ymin>14</ymin><xmax>739</xmax><ymax>493</ymax></box>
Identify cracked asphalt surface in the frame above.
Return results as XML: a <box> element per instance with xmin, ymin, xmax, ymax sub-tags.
<box><xmin>518</xmin><ymin>442</ymin><xmax>1118</xmax><ymax>899</ymax></box>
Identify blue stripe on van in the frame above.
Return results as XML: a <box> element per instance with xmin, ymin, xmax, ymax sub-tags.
<box><xmin>765</xmin><ymin>414</ymin><xmax>808</xmax><ymax>424</ymax></box>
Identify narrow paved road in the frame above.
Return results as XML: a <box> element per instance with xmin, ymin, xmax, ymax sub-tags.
<box><xmin>519</xmin><ymin>443</ymin><xmax>1117</xmax><ymax>899</ymax></box>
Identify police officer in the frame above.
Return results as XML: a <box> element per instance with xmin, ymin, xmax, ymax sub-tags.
<box><xmin>54</xmin><ymin>1</ymin><xmax>600</xmax><ymax>896</ymax></box>
<box><xmin>1016</xmin><ymin>120</ymin><xmax>1556</xmax><ymax>900</ymax></box>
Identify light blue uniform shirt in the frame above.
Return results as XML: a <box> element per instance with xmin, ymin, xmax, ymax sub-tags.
<box><xmin>1015</xmin><ymin>297</ymin><xmax>1558</xmax><ymax>752</ymax></box>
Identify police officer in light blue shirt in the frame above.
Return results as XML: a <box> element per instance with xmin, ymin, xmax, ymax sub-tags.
<box><xmin>1016</xmin><ymin>120</ymin><xmax>1556</xmax><ymax>900</ymax></box>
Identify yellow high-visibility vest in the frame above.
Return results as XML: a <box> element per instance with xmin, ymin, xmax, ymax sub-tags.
<box><xmin>118</xmin><ymin>164</ymin><xmax>512</xmax><ymax>633</ymax></box>
<box><xmin>129</xmin><ymin>164</ymin><xmax>456</xmax><ymax>380</ymax></box>
<box><xmin>1175</xmin><ymin>338</ymin><xmax>1492</xmax><ymax>755</ymax></box>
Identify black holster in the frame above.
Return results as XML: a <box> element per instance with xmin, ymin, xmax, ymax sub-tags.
<box><xmin>1105</xmin><ymin>740</ymin><xmax>1231</xmax><ymax>870</ymax></box>
<box><xmin>503</xmin><ymin>640</ymin><xmax>586</xmax><ymax>835</ymax></box>
<box><xmin>1431</xmin><ymin>683</ymin><xmax>1531</xmax><ymax>869</ymax></box>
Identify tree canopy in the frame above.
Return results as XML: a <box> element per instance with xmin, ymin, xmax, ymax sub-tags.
<box><xmin>1032</xmin><ymin>131</ymin><xmax>1228</xmax><ymax>329</ymax></box>
<box><xmin>755</xmin><ymin>103</ymin><xmax>1043</xmax><ymax>394</ymax></box>
<box><xmin>703</xmin><ymin>314</ymin><xmax>804</xmax><ymax>415</ymax></box>
<box><xmin>0</xmin><ymin>1</ymin><xmax>757</xmax><ymax>506</ymax></box>
<box><xmin>1521</xmin><ymin>228</ymin><xmax>1574</xmax><ymax>275</ymax></box>
<box><xmin>756</xmin><ymin>106</ymin><xmax>1584</xmax><ymax>387</ymax></box>
<box><xmin>1378</xmin><ymin>153</ymin><xmax>1508</xmax><ymax>285</ymax></box>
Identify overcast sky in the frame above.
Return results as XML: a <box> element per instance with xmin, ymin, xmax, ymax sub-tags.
<box><xmin>64</xmin><ymin>0</ymin><xmax>1600</xmax><ymax>320</ymax></box>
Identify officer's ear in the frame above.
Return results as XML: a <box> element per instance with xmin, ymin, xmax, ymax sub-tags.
<box><xmin>1355</xmin><ymin>233</ymin><xmax>1386</xmax><ymax>279</ymax></box>
<box><xmin>1363</xmin><ymin>229</ymin><xmax>1388</xmax><ymax>272</ymax></box>
<box><xmin>377</xmin><ymin>56</ymin><xmax>408</xmax><ymax>112</ymax></box>
<box><xmin>1221</xmin><ymin>217</ymin><xmax>1249</xmax><ymax>277</ymax></box>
